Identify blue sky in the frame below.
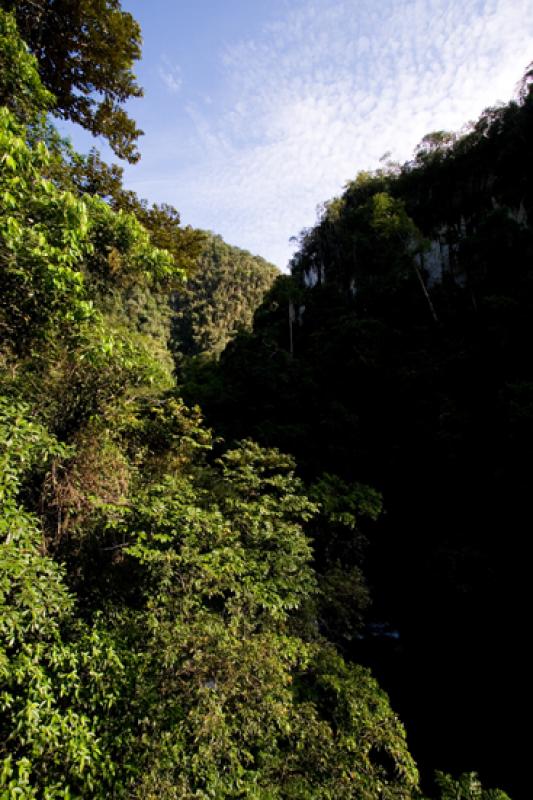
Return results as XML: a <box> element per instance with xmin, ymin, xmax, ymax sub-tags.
<box><xmin>62</xmin><ymin>0</ymin><xmax>533</xmax><ymax>269</ymax></box>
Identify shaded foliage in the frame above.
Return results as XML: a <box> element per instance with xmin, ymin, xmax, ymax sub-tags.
<box><xmin>181</xmin><ymin>64</ymin><xmax>533</xmax><ymax>800</ymax></box>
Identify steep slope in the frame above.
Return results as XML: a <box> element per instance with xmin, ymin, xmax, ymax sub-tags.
<box><xmin>171</xmin><ymin>232</ymin><xmax>279</xmax><ymax>362</ymax></box>
<box><xmin>182</xmin><ymin>66</ymin><xmax>533</xmax><ymax>800</ymax></box>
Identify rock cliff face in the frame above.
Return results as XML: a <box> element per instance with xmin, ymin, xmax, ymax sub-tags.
<box><xmin>292</xmin><ymin>86</ymin><xmax>533</xmax><ymax>303</ymax></box>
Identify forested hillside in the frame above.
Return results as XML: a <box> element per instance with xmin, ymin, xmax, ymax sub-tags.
<box><xmin>0</xmin><ymin>2</ymin><xmax>523</xmax><ymax>799</ymax></box>
<box><xmin>183</xmin><ymin>63</ymin><xmax>533</xmax><ymax>800</ymax></box>
<box><xmin>172</xmin><ymin>232</ymin><xmax>278</xmax><ymax>361</ymax></box>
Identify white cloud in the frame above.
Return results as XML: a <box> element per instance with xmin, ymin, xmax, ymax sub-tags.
<box><xmin>133</xmin><ymin>0</ymin><xmax>533</xmax><ymax>268</ymax></box>
<box><xmin>158</xmin><ymin>56</ymin><xmax>183</xmax><ymax>93</ymax></box>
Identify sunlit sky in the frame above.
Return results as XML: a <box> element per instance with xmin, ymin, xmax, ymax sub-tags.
<box><xmin>62</xmin><ymin>0</ymin><xmax>533</xmax><ymax>269</ymax></box>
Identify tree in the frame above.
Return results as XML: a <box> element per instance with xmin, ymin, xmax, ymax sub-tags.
<box><xmin>0</xmin><ymin>0</ymin><xmax>144</xmax><ymax>161</ymax></box>
<box><xmin>0</xmin><ymin>104</ymin><xmax>94</xmax><ymax>350</ymax></box>
<box><xmin>104</xmin><ymin>438</ymin><xmax>419</xmax><ymax>799</ymax></box>
<box><xmin>432</xmin><ymin>772</ymin><xmax>511</xmax><ymax>800</ymax></box>
<box><xmin>49</xmin><ymin>147</ymin><xmax>206</xmax><ymax>282</ymax></box>
<box><xmin>0</xmin><ymin>9</ymin><xmax>53</xmax><ymax>118</ymax></box>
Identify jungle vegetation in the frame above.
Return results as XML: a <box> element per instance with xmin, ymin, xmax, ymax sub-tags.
<box><xmin>172</xmin><ymin>232</ymin><xmax>279</xmax><ymax>362</ymax></box>
<box><xmin>0</xmin><ymin>2</ymin><xmax>524</xmax><ymax>799</ymax></box>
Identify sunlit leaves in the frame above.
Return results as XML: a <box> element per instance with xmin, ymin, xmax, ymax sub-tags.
<box><xmin>0</xmin><ymin>9</ymin><xmax>53</xmax><ymax>119</ymax></box>
<box><xmin>0</xmin><ymin>401</ymin><xmax>132</xmax><ymax>799</ymax></box>
<box><xmin>84</xmin><ymin>195</ymin><xmax>182</xmax><ymax>290</ymax></box>
<box><xmin>0</xmin><ymin>106</ymin><xmax>93</xmax><ymax>347</ymax></box>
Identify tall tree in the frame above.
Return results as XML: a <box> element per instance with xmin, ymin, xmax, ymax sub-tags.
<box><xmin>0</xmin><ymin>0</ymin><xmax>143</xmax><ymax>161</ymax></box>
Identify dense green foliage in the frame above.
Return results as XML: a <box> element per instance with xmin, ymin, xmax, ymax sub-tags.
<box><xmin>0</xmin><ymin>9</ymin><xmax>422</xmax><ymax>799</ymax></box>
<box><xmin>172</xmin><ymin>232</ymin><xmax>278</xmax><ymax>361</ymax></box>
<box><xmin>0</xmin><ymin>9</ymin><xmax>53</xmax><ymax>119</ymax></box>
<box><xmin>0</xmin><ymin>6</ymin><xmax>519</xmax><ymax>799</ymax></box>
